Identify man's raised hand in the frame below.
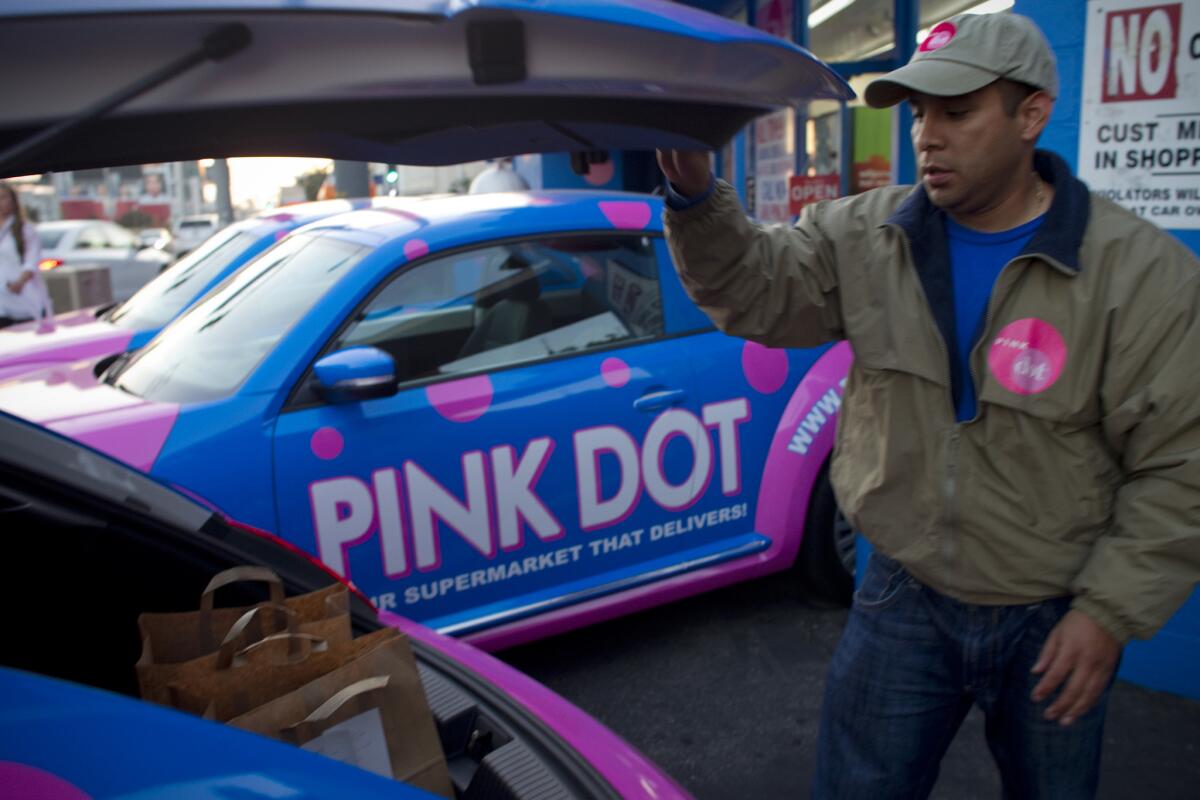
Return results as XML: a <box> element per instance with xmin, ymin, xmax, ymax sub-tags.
<box><xmin>656</xmin><ymin>149</ymin><xmax>713</xmax><ymax>198</ymax></box>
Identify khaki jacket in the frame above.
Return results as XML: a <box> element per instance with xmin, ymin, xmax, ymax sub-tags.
<box><xmin>665</xmin><ymin>151</ymin><xmax>1200</xmax><ymax>643</ymax></box>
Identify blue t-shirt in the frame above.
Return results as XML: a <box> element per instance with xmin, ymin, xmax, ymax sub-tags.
<box><xmin>946</xmin><ymin>213</ymin><xmax>1046</xmax><ymax>421</ymax></box>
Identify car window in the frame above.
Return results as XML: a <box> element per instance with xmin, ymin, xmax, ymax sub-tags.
<box><xmin>112</xmin><ymin>233</ymin><xmax>368</xmax><ymax>403</ymax></box>
<box><xmin>331</xmin><ymin>235</ymin><xmax>663</xmax><ymax>383</ymax></box>
<box><xmin>108</xmin><ymin>229</ymin><xmax>262</xmax><ymax>331</ymax></box>
<box><xmin>104</xmin><ymin>223</ymin><xmax>137</xmax><ymax>249</ymax></box>
<box><xmin>76</xmin><ymin>226</ymin><xmax>108</xmax><ymax>250</ymax></box>
<box><xmin>38</xmin><ymin>229</ymin><xmax>66</xmax><ymax>249</ymax></box>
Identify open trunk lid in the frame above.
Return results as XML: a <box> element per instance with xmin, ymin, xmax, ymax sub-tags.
<box><xmin>0</xmin><ymin>0</ymin><xmax>853</xmax><ymax>176</ymax></box>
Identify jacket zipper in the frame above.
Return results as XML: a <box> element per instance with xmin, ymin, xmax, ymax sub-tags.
<box><xmin>891</xmin><ymin>225</ymin><xmax>959</xmax><ymax>577</ymax></box>
<box><xmin>944</xmin><ymin>427</ymin><xmax>960</xmax><ymax>568</ymax></box>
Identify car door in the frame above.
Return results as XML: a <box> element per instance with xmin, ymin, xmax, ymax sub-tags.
<box><xmin>270</xmin><ymin>232</ymin><xmax>729</xmax><ymax>634</ymax></box>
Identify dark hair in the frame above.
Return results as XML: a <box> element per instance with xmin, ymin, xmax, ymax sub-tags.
<box><xmin>996</xmin><ymin>79</ymin><xmax>1038</xmax><ymax>117</ymax></box>
<box><xmin>0</xmin><ymin>183</ymin><xmax>26</xmax><ymax>261</ymax></box>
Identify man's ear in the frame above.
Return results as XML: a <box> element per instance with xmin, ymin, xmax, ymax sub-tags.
<box><xmin>1021</xmin><ymin>91</ymin><xmax>1054</xmax><ymax>143</ymax></box>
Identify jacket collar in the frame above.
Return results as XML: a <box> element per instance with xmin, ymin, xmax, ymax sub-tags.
<box><xmin>1024</xmin><ymin>150</ymin><xmax>1089</xmax><ymax>273</ymax></box>
<box><xmin>884</xmin><ymin>149</ymin><xmax>1090</xmax><ymax>273</ymax></box>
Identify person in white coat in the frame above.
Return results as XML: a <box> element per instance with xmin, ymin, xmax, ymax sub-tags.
<box><xmin>0</xmin><ymin>182</ymin><xmax>53</xmax><ymax>327</ymax></box>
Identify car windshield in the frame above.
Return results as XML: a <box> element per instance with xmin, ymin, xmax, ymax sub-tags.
<box><xmin>110</xmin><ymin>233</ymin><xmax>367</xmax><ymax>403</ymax></box>
<box><xmin>107</xmin><ymin>228</ymin><xmax>262</xmax><ymax>331</ymax></box>
<box><xmin>38</xmin><ymin>229</ymin><xmax>66</xmax><ymax>249</ymax></box>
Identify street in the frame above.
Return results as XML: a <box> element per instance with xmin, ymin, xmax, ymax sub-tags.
<box><xmin>501</xmin><ymin>568</ymin><xmax>1200</xmax><ymax>799</ymax></box>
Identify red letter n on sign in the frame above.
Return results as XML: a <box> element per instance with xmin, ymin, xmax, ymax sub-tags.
<box><xmin>1103</xmin><ymin>3</ymin><xmax>1180</xmax><ymax>102</ymax></box>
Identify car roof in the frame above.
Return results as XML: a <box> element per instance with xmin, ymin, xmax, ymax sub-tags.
<box><xmin>250</xmin><ymin>196</ymin><xmax>396</xmax><ymax>225</ymax></box>
<box><xmin>0</xmin><ymin>0</ymin><xmax>852</xmax><ymax>177</ymax></box>
<box><xmin>295</xmin><ymin>189</ymin><xmax>664</xmax><ymax>243</ymax></box>
<box><xmin>215</xmin><ymin>196</ymin><xmax>436</xmax><ymax>238</ymax></box>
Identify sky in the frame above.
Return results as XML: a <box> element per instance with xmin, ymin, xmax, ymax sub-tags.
<box><xmin>227</xmin><ymin>157</ymin><xmax>331</xmax><ymax>208</ymax></box>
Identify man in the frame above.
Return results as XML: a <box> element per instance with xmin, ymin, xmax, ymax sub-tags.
<box><xmin>658</xmin><ymin>12</ymin><xmax>1200</xmax><ymax>799</ymax></box>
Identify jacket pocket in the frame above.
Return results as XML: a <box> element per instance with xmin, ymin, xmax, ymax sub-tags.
<box><xmin>963</xmin><ymin>411</ymin><xmax>1118</xmax><ymax>547</ymax></box>
<box><xmin>974</xmin><ymin>306</ymin><xmax>1106</xmax><ymax>427</ymax></box>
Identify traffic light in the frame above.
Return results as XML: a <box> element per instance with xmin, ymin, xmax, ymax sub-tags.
<box><xmin>385</xmin><ymin>164</ymin><xmax>399</xmax><ymax>184</ymax></box>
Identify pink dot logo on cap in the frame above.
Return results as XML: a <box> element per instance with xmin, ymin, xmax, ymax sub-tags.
<box><xmin>987</xmin><ymin>318</ymin><xmax>1067</xmax><ymax>396</ymax></box>
<box><xmin>919</xmin><ymin>21</ymin><xmax>956</xmax><ymax>52</ymax></box>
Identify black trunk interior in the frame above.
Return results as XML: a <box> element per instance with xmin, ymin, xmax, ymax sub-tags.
<box><xmin>0</xmin><ymin>465</ymin><xmax>607</xmax><ymax>800</ymax></box>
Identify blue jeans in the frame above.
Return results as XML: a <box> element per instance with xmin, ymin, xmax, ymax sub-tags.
<box><xmin>812</xmin><ymin>552</ymin><xmax>1115</xmax><ymax>799</ymax></box>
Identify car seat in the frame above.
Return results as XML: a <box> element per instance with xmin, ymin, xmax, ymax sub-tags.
<box><xmin>458</xmin><ymin>272</ymin><xmax>552</xmax><ymax>357</ymax></box>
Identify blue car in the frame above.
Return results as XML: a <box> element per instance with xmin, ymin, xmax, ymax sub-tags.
<box><xmin>1</xmin><ymin>189</ymin><xmax>855</xmax><ymax>649</ymax></box>
<box><xmin>0</xmin><ymin>0</ymin><xmax>854</xmax><ymax>652</ymax></box>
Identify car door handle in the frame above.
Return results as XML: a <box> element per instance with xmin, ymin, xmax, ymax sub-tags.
<box><xmin>633</xmin><ymin>388</ymin><xmax>687</xmax><ymax>412</ymax></box>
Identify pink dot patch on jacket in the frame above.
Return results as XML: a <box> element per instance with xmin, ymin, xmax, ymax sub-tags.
<box><xmin>987</xmin><ymin>318</ymin><xmax>1067</xmax><ymax>395</ymax></box>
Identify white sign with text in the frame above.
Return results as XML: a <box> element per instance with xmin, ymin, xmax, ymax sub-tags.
<box><xmin>1079</xmin><ymin>0</ymin><xmax>1200</xmax><ymax>229</ymax></box>
<box><xmin>754</xmin><ymin>109</ymin><xmax>796</xmax><ymax>224</ymax></box>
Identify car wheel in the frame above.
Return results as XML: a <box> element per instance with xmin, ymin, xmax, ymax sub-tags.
<box><xmin>796</xmin><ymin>464</ymin><xmax>854</xmax><ymax>606</ymax></box>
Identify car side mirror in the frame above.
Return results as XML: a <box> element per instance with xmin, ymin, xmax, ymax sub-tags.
<box><xmin>313</xmin><ymin>346</ymin><xmax>399</xmax><ymax>403</ymax></box>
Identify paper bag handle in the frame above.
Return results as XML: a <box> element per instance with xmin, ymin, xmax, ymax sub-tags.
<box><xmin>229</xmin><ymin>632</ymin><xmax>328</xmax><ymax>669</ymax></box>
<box><xmin>200</xmin><ymin>566</ymin><xmax>285</xmax><ymax>612</ymax></box>
<box><xmin>282</xmin><ymin>675</ymin><xmax>391</xmax><ymax>743</ymax></box>
<box><xmin>216</xmin><ymin>604</ymin><xmax>298</xmax><ymax>669</ymax></box>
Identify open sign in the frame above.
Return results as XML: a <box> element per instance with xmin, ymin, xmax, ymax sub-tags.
<box><xmin>788</xmin><ymin>174</ymin><xmax>840</xmax><ymax>215</ymax></box>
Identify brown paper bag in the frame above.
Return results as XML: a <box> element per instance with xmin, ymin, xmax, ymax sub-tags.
<box><xmin>168</xmin><ymin>626</ymin><xmax>401</xmax><ymax>723</ymax></box>
<box><xmin>138</xmin><ymin>602</ymin><xmax>352</xmax><ymax>706</ymax></box>
<box><xmin>136</xmin><ymin>566</ymin><xmax>350</xmax><ymax>704</ymax></box>
<box><xmin>228</xmin><ymin>633</ymin><xmax>453</xmax><ymax>798</ymax></box>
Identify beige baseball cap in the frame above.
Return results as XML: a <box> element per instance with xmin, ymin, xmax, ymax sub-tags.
<box><xmin>864</xmin><ymin>12</ymin><xmax>1058</xmax><ymax>108</ymax></box>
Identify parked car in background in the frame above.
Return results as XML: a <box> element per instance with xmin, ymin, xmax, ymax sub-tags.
<box><xmin>0</xmin><ymin>198</ymin><xmax>403</xmax><ymax>382</ymax></box>
<box><xmin>138</xmin><ymin>225</ymin><xmax>175</xmax><ymax>254</ymax></box>
<box><xmin>173</xmin><ymin>212</ymin><xmax>220</xmax><ymax>255</ymax></box>
<box><xmin>37</xmin><ymin>219</ymin><xmax>175</xmax><ymax>302</ymax></box>
<box><xmin>0</xmin><ymin>410</ymin><xmax>688</xmax><ymax>799</ymax></box>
